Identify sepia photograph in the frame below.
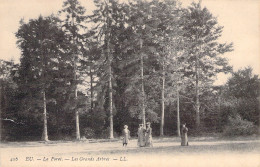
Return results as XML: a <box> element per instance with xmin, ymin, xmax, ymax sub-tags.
<box><xmin>0</xmin><ymin>0</ymin><xmax>259</xmax><ymax>166</ymax></box>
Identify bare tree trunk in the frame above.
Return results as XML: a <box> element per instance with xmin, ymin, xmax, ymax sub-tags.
<box><xmin>195</xmin><ymin>53</ymin><xmax>200</xmax><ymax>130</ymax></box>
<box><xmin>140</xmin><ymin>39</ymin><xmax>146</xmax><ymax>126</ymax></box>
<box><xmin>74</xmin><ymin>51</ymin><xmax>80</xmax><ymax>140</ymax></box>
<box><xmin>90</xmin><ymin>67</ymin><xmax>94</xmax><ymax>112</ymax></box>
<box><xmin>107</xmin><ymin>38</ymin><xmax>114</xmax><ymax>139</ymax></box>
<box><xmin>160</xmin><ymin>62</ymin><xmax>165</xmax><ymax>136</ymax></box>
<box><xmin>104</xmin><ymin>1</ymin><xmax>114</xmax><ymax>139</ymax></box>
<box><xmin>75</xmin><ymin>84</ymin><xmax>80</xmax><ymax>140</ymax></box>
<box><xmin>176</xmin><ymin>84</ymin><xmax>181</xmax><ymax>137</ymax></box>
<box><xmin>40</xmin><ymin>39</ymin><xmax>48</xmax><ymax>142</ymax></box>
<box><xmin>141</xmin><ymin>55</ymin><xmax>145</xmax><ymax>126</ymax></box>
<box><xmin>42</xmin><ymin>90</ymin><xmax>49</xmax><ymax>141</ymax></box>
<box><xmin>174</xmin><ymin>49</ymin><xmax>181</xmax><ymax>137</ymax></box>
<box><xmin>72</xmin><ymin>16</ymin><xmax>80</xmax><ymax>140</ymax></box>
<box><xmin>109</xmin><ymin>64</ymin><xmax>113</xmax><ymax>139</ymax></box>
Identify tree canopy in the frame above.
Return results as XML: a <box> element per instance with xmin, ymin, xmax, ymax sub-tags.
<box><xmin>1</xmin><ymin>0</ymin><xmax>258</xmax><ymax>141</ymax></box>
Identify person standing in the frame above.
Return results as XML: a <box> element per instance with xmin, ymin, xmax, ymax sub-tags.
<box><xmin>181</xmin><ymin>123</ymin><xmax>189</xmax><ymax>146</ymax></box>
<box><xmin>122</xmin><ymin>125</ymin><xmax>130</xmax><ymax>147</ymax></box>
<box><xmin>145</xmin><ymin>122</ymin><xmax>153</xmax><ymax>147</ymax></box>
<box><xmin>137</xmin><ymin>124</ymin><xmax>145</xmax><ymax>147</ymax></box>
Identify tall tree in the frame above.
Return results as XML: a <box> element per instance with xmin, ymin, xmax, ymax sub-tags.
<box><xmin>125</xmin><ymin>0</ymin><xmax>156</xmax><ymax>126</ymax></box>
<box><xmin>181</xmin><ymin>2</ymin><xmax>233</xmax><ymax>130</ymax></box>
<box><xmin>16</xmin><ymin>16</ymin><xmax>65</xmax><ymax>141</ymax></box>
<box><xmin>59</xmin><ymin>0</ymin><xmax>87</xmax><ymax>140</ymax></box>
<box><xmin>149</xmin><ymin>0</ymin><xmax>183</xmax><ymax>136</ymax></box>
<box><xmin>90</xmin><ymin>0</ymin><xmax>125</xmax><ymax>138</ymax></box>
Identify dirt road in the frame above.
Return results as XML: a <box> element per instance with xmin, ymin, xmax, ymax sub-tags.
<box><xmin>1</xmin><ymin>137</ymin><xmax>259</xmax><ymax>167</ymax></box>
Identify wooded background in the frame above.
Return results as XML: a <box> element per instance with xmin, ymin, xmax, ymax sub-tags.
<box><xmin>0</xmin><ymin>0</ymin><xmax>259</xmax><ymax>141</ymax></box>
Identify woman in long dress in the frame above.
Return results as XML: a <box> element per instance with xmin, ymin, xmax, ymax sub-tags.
<box><xmin>122</xmin><ymin>125</ymin><xmax>130</xmax><ymax>147</ymax></box>
<box><xmin>181</xmin><ymin>123</ymin><xmax>189</xmax><ymax>146</ymax></box>
<box><xmin>145</xmin><ymin>122</ymin><xmax>153</xmax><ymax>147</ymax></box>
<box><xmin>137</xmin><ymin>124</ymin><xmax>145</xmax><ymax>147</ymax></box>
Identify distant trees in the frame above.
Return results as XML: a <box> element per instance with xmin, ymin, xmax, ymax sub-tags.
<box><xmin>222</xmin><ymin>67</ymin><xmax>259</xmax><ymax>125</ymax></box>
<box><xmin>204</xmin><ymin>67</ymin><xmax>260</xmax><ymax>136</ymax></box>
<box><xmin>0</xmin><ymin>60</ymin><xmax>18</xmax><ymax>117</ymax></box>
<box><xmin>2</xmin><ymin>0</ymin><xmax>259</xmax><ymax>141</ymax></box>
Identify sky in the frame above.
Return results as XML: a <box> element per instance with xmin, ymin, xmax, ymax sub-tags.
<box><xmin>0</xmin><ymin>0</ymin><xmax>259</xmax><ymax>85</ymax></box>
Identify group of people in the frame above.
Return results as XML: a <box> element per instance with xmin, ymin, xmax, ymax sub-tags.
<box><xmin>121</xmin><ymin>122</ymin><xmax>188</xmax><ymax>147</ymax></box>
<box><xmin>137</xmin><ymin>122</ymin><xmax>153</xmax><ymax>147</ymax></box>
<box><xmin>121</xmin><ymin>122</ymin><xmax>153</xmax><ymax>147</ymax></box>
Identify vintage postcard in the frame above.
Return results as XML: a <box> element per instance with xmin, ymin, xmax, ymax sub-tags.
<box><xmin>0</xmin><ymin>0</ymin><xmax>259</xmax><ymax>166</ymax></box>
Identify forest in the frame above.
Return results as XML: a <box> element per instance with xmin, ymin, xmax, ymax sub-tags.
<box><xmin>0</xmin><ymin>0</ymin><xmax>259</xmax><ymax>141</ymax></box>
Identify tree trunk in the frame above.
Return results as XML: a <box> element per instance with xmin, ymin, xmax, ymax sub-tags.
<box><xmin>175</xmin><ymin>52</ymin><xmax>181</xmax><ymax>137</ymax></box>
<box><xmin>75</xmin><ymin>112</ymin><xmax>80</xmax><ymax>140</ymax></box>
<box><xmin>42</xmin><ymin>90</ymin><xmax>49</xmax><ymax>141</ymax></box>
<box><xmin>176</xmin><ymin>84</ymin><xmax>181</xmax><ymax>137</ymax></box>
<box><xmin>160</xmin><ymin>62</ymin><xmax>165</xmax><ymax>136</ymax></box>
<box><xmin>140</xmin><ymin>39</ymin><xmax>146</xmax><ymax>126</ymax></box>
<box><xmin>72</xmin><ymin>15</ymin><xmax>80</xmax><ymax>140</ymax></box>
<box><xmin>108</xmin><ymin>38</ymin><xmax>114</xmax><ymax>139</ymax></box>
<box><xmin>40</xmin><ymin>39</ymin><xmax>48</xmax><ymax>142</ymax></box>
<box><xmin>109</xmin><ymin>64</ymin><xmax>113</xmax><ymax>139</ymax></box>
<box><xmin>90</xmin><ymin>67</ymin><xmax>94</xmax><ymax>112</ymax></box>
<box><xmin>104</xmin><ymin>1</ymin><xmax>114</xmax><ymax>139</ymax></box>
<box><xmin>195</xmin><ymin>53</ymin><xmax>200</xmax><ymax>130</ymax></box>
<box><xmin>74</xmin><ymin>54</ymin><xmax>80</xmax><ymax>140</ymax></box>
<box><xmin>75</xmin><ymin>85</ymin><xmax>80</xmax><ymax>140</ymax></box>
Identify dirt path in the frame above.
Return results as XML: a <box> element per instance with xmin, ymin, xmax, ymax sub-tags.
<box><xmin>1</xmin><ymin>138</ymin><xmax>259</xmax><ymax>167</ymax></box>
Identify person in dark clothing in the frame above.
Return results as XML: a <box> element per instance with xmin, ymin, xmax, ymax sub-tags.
<box><xmin>122</xmin><ymin>125</ymin><xmax>130</xmax><ymax>147</ymax></box>
<box><xmin>145</xmin><ymin>122</ymin><xmax>153</xmax><ymax>147</ymax></box>
<box><xmin>181</xmin><ymin>123</ymin><xmax>189</xmax><ymax>146</ymax></box>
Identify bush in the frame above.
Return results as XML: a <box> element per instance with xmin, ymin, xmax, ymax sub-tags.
<box><xmin>223</xmin><ymin>115</ymin><xmax>257</xmax><ymax>136</ymax></box>
<box><xmin>83</xmin><ymin>127</ymin><xmax>95</xmax><ymax>139</ymax></box>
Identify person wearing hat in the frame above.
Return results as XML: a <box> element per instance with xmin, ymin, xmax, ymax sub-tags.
<box><xmin>181</xmin><ymin>123</ymin><xmax>189</xmax><ymax>146</ymax></box>
<box><xmin>145</xmin><ymin>122</ymin><xmax>153</xmax><ymax>147</ymax></box>
<box><xmin>137</xmin><ymin>124</ymin><xmax>145</xmax><ymax>147</ymax></box>
<box><xmin>122</xmin><ymin>125</ymin><xmax>130</xmax><ymax>147</ymax></box>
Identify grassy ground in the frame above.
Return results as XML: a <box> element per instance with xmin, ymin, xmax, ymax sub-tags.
<box><xmin>1</xmin><ymin>136</ymin><xmax>259</xmax><ymax>167</ymax></box>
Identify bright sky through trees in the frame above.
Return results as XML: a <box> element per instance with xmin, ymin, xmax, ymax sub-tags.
<box><xmin>0</xmin><ymin>0</ymin><xmax>259</xmax><ymax>85</ymax></box>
